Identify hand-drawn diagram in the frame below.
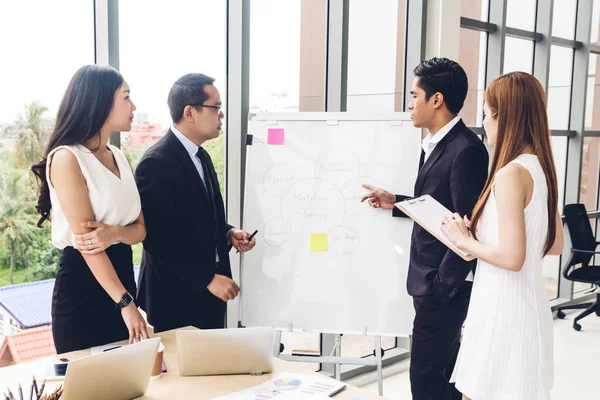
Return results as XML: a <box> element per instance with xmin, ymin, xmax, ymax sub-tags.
<box><xmin>261</xmin><ymin>148</ymin><xmax>385</xmax><ymax>254</ymax></box>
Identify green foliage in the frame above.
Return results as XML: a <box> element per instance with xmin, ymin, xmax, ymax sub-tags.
<box><xmin>204</xmin><ymin>133</ymin><xmax>225</xmax><ymax>194</ymax></box>
<box><xmin>0</xmin><ymin>104</ymin><xmax>228</xmax><ymax>288</ymax></box>
<box><xmin>132</xmin><ymin>243</ymin><xmax>143</xmax><ymax>266</ymax></box>
<box><xmin>0</xmin><ymin>102</ymin><xmax>60</xmax><ymax>286</ymax></box>
<box><xmin>2</xmin><ymin>102</ymin><xmax>52</xmax><ymax>168</ymax></box>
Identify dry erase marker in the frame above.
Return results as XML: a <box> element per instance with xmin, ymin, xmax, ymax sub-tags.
<box><xmin>236</xmin><ymin>230</ymin><xmax>258</xmax><ymax>253</ymax></box>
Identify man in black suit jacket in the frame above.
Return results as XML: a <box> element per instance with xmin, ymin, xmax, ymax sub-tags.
<box><xmin>362</xmin><ymin>58</ymin><xmax>489</xmax><ymax>400</ymax></box>
<box><xmin>135</xmin><ymin>73</ymin><xmax>256</xmax><ymax>333</ymax></box>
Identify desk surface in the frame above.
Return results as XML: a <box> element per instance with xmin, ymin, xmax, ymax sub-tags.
<box><xmin>0</xmin><ymin>327</ymin><xmax>383</xmax><ymax>399</ymax></box>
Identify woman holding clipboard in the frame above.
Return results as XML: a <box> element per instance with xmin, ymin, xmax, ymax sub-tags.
<box><xmin>441</xmin><ymin>72</ymin><xmax>564</xmax><ymax>400</ymax></box>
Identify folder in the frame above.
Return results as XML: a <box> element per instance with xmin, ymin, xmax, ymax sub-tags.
<box><xmin>395</xmin><ymin>195</ymin><xmax>474</xmax><ymax>261</ymax></box>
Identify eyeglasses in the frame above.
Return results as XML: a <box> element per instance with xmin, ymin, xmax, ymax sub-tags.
<box><xmin>190</xmin><ymin>103</ymin><xmax>222</xmax><ymax>113</ymax></box>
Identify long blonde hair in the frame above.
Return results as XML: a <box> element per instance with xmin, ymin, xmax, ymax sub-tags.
<box><xmin>470</xmin><ymin>72</ymin><xmax>558</xmax><ymax>256</ymax></box>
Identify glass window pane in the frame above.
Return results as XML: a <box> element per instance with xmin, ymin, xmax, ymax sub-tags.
<box><xmin>585</xmin><ymin>55</ymin><xmax>600</xmax><ymax>129</ymax></box>
<box><xmin>503</xmin><ymin>37</ymin><xmax>534</xmax><ymax>74</ymax></box>
<box><xmin>461</xmin><ymin>0</ymin><xmax>489</xmax><ymax>21</ymax></box>
<box><xmin>346</xmin><ymin>0</ymin><xmax>406</xmax><ymax>112</ymax></box>
<box><xmin>119</xmin><ymin>0</ymin><xmax>227</xmax><ymax>190</ymax></box>
<box><xmin>552</xmin><ymin>0</ymin><xmax>577</xmax><ymax>40</ymax></box>
<box><xmin>542</xmin><ymin>135</ymin><xmax>568</xmax><ymax>301</ymax></box>
<box><xmin>459</xmin><ymin>29</ymin><xmax>487</xmax><ymax>127</ymax></box>
<box><xmin>547</xmin><ymin>46</ymin><xmax>574</xmax><ymax>130</ymax></box>
<box><xmin>0</xmin><ymin>1</ymin><xmax>95</xmax><ymax>127</ymax></box>
<box><xmin>580</xmin><ymin>138</ymin><xmax>600</xmax><ymax>212</ymax></box>
<box><xmin>341</xmin><ymin>334</ymin><xmax>397</xmax><ymax>357</ymax></box>
<box><xmin>552</xmin><ymin>137</ymin><xmax>568</xmax><ymax>214</ymax></box>
<box><xmin>590</xmin><ymin>0</ymin><xmax>600</xmax><ymax>45</ymax></box>
<box><xmin>251</xmin><ymin>0</ymin><xmax>327</xmax><ymax>113</ymax></box>
<box><xmin>506</xmin><ymin>0</ymin><xmax>536</xmax><ymax>31</ymax></box>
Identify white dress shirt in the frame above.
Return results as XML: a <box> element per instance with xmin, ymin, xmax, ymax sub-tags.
<box><xmin>171</xmin><ymin>125</ymin><xmax>219</xmax><ymax>263</ymax></box>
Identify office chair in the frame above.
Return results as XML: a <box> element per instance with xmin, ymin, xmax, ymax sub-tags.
<box><xmin>556</xmin><ymin>203</ymin><xmax>600</xmax><ymax>331</ymax></box>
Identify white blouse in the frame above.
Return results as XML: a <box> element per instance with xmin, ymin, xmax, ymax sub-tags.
<box><xmin>46</xmin><ymin>144</ymin><xmax>141</xmax><ymax>250</ymax></box>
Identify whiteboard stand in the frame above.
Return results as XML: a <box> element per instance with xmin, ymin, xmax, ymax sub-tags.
<box><xmin>272</xmin><ymin>329</ymin><xmax>386</xmax><ymax>396</ymax></box>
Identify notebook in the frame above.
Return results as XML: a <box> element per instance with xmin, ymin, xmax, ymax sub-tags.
<box><xmin>395</xmin><ymin>194</ymin><xmax>474</xmax><ymax>261</ymax></box>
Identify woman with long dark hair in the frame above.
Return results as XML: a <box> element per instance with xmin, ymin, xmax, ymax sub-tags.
<box><xmin>441</xmin><ymin>71</ymin><xmax>564</xmax><ymax>399</ymax></box>
<box><xmin>32</xmin><ymin>65</ymin><xmax>148</xmax><ymax>353</ymax></box>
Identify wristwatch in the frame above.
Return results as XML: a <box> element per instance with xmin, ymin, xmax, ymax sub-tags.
<box><xmin>115</xmin><ymin>291</ymin><xmax>134</xmax><ymax>309</ymax></box>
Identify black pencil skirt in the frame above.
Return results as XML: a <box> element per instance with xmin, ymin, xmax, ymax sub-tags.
<box><xmin>52</xmin><ymin>243</ymin><xmax>137</xmax><ymax>354</ymax></box>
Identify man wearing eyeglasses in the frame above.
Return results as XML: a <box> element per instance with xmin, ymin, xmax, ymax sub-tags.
<box><xmin>135</xmin><ymin>73</ymin><xmax>256</xmax><ymax>332</ymax></box>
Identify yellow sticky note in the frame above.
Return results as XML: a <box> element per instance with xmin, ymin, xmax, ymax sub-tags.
<box><xmin>310</xmin><ymin>234</ymin><xmax>328</xmax><ymax>252</ymax></box>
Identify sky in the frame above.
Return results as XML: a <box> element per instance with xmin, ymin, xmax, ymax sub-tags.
<box><xmin>0</xmin><ymin>0</ymin><xmax>303</xmax><ymax>128</ymax></box>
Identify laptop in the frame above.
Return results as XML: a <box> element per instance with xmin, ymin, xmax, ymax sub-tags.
<box><xmin>177</xmin><ymin>327</ymin><xmax>274</xmax><ymax>376</ymax></box>
<box><xmin>60</xmin><ymin>337</ymin><xmax>160</xmax><ymax>400</ymax></box>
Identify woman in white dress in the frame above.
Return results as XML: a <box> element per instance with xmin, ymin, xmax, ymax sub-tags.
<box><xmin>441</xmin><ymin>71</ymin><xmax>564</xmax><ymax>400</ymax></box>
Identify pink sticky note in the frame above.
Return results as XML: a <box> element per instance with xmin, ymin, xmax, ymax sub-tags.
<box><xmin>267</xmin><ymin>128</ymin><xmax>285</xmax><ymax>145</ymax></box>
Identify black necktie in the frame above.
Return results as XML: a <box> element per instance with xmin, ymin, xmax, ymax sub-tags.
<box><xmin>196</xmin><ymin>146</ymin><xmax>220</xmax><ymax>265</ymax></box>
<box><xmin>196</xmin><ymin>146</ymin><xmax>216</xmax><ymax>213</ymax></box>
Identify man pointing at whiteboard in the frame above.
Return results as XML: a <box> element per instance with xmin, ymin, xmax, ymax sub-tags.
<box><xmin>361</xmin><ymin>58</ymin><xmax>488</xmax><ymax>400</ymax></box>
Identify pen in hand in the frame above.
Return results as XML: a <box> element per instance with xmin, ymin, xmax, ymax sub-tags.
<box><xmin>236</xmin><ymin>230</ymin><xmax>258</xmax><ymax>253</ymax></box>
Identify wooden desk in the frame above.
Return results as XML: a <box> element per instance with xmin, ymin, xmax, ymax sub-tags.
<box><xmin>0</xmin><ymin>327</ymin><xmax>383</xmax><ymax>399</ymax></box>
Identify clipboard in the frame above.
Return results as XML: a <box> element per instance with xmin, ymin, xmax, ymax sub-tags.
<box><xmin>395</xmin><ymin>194</ymin><xmax>474</xmax><ymax>261</ymax></box>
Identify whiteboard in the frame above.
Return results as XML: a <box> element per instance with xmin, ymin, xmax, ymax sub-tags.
<box><xmin>240</xmin><ymin>113</ymin><xmax>421</xmax><ymax>336</ymax></box>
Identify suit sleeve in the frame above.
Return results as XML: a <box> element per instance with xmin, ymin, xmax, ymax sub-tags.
<box><xmin>392</xmin><ymin>194</ymin><xmax>413</xmax><ymax>218</ymax></box>
<box><xmin>135</xmin><ymin>155</ymin><xmax>216</xmax><ymax>295</ymax></box>
<box><xmin>432</xmin><ymin>144</ymin><xmax>489</xmax><ymax>302</ymax></box>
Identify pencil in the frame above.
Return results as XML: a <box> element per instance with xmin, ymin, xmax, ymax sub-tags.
<box><xmin>6</xmin><ymin>387</ymin><xmax>14</xmax><ymax>399</ymax></box>
<box><xmin>18</xmin><ymin>384</ymin><xmax>22</xmax><ymax>400</ymax></box>
<box><xmin>36</xmin><ymin>380</ymin><xmax>45</xmax><ymax>400</ymax></box>
<box><xmin>31</xmin><ymin>377</ymin><xmax>37</xmax><ymax>400</ymax></box>
<box><xmin>3</xmin><ymin>392</ymin><xmax>9</xmax><ymax>400</ymax></box>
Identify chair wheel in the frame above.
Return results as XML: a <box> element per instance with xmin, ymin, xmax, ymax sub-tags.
<box><xmin>573</xmin><ymin>323</ymin><xmax>582</xmax><ymax>331</ymax></box>
<box><xmin>557</xmin><ymin>310</ymin><xmax>566</xmax><ymax>319</ymax></box>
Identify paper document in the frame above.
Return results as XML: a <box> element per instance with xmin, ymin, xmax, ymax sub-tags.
<box><xmin>395</xmin><ymin>195</ymin><xmax>474</xmax><ymax>261</ymax></box>
<box><xmin>211</xmin><ymin>373</ymin><xmax>346</xmax><ymax>399</ymax></box>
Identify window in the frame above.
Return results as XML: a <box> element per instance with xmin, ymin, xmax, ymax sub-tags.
<box><xmin>543</xmin><ymin>136</ymin><xmax>568</xmax><ymax>300</ymax></box>
<box><xmin>590</xmin><ymin>0</ymin><xmax>600</xmax><ymax>46</ymax></box>
<box><xmin>580</xmin><ymin>138</ymin><xmax>600</xmax><ymax>212</ymax></box>
<box><xmin>459</xmin><ymin>28</ymin><xmax>487</xmax><ymax>127</ymax></box>
<box><xmin>0</xmin><ymin>0</ymin><xmax>94</xmax><ymax>285</ymax></box>
<box><xmin>503</xmin><ymin>37</ymin><xmax>534</xmax><ymax>74</ymax></box>
<box><xmin>461</xmin><ymin>0</ymin><xmax>489</xmax><ymax>21</ymax></box>
<box><xmin>506</xmin><ymin>0</ymin><xmax>536</xmax><ymax>31</ymax></box>
<box><xmin>552</xmin><ymin>137</ymin><xmax>568</xmax><ymax>214</ymax></box>
<box><xmin>547</xmin><ymin>46</ymin><xmax>574</xmax><ymax>130</ymax></box>
<box><xmin>250</xmin><ymin>0</ymin><xmax>327</xmax><ymax>112</ymax></box>
<box><xmin>552</xmin><ymin>0</ymin><xmax>577</xmax><ymax>40</ymax></box>
<box><xmin>346</xmin><ymin>0</ymin><xmax>406</xmax><ymax>112</ymax></box>
<box><xmin>0</xmin><ymin>1</ymin><xmax>94</xmax><ymax>128</ymax></box>
<box><xmin>118</xmin><ymin>0</ymin><xmax>226</xmax><ymax>189</ymax></box>
<box><xmin>585</xmin><ymin>54</ymin><xmax>600</xmax><ymax>130</ymax></box>
<box><xmin>118</xmin><ymin>0</ymin><xmax>227</xmax><ymax>186</ymax></box>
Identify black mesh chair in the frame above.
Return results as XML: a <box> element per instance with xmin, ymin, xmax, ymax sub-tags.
<box><xmin>556</xmin><ymin>203</ymin><xmax>600</xmax><ymax>331</ymax></box>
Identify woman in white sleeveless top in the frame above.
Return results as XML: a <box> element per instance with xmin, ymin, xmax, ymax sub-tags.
<box><xmin>441</xmin><ymin>71</ymin><xmax>564</xmax><ymax>400</ymax></box>
<box><xmin>31</xmin><ymin>65</ymin><xmax>149</xmax><ymax>353</ymax></box>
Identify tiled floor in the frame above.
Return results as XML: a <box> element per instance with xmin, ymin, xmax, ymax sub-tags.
<box><xmin>352</xmin><ymin>310</ymin><xmax>600</xmax><ymax>399</ymax></box>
